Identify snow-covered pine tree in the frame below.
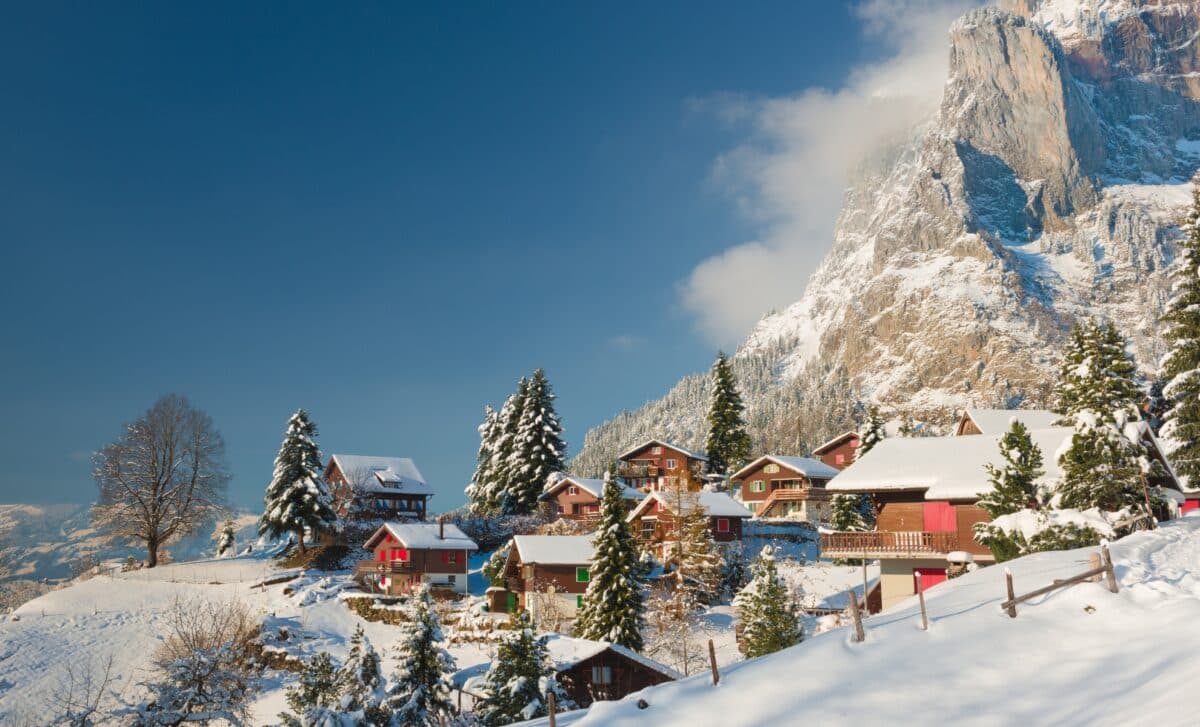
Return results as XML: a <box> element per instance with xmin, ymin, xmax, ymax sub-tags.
<box><xmin>504</xmin><ymin>369</ymin><xmax>566</xmax><ymax>516</ymax></box>
<box><xmin>670</xmin><ymin>504</ymin><xmax>723</xmax><ymax>606</ymax></box>
<box><xmin>466</xmin><ymin>405</ymin><xmax>501</xmax><ymax>515</ymax></box>
<box><xmin>733</xmin><ymin>546</ymin><xmax>802</xmax><ymax>659</ymax></box>
<box><xmin>258</xmin><ymin>410</ymin><xmax>337</xmax><ymax>554</ymax></box>
<box><xmin>977</xmin><ymin>419</ymin><xmax>1044</xmax><ymax>518</ymax></box>
<box><xmin>135</xmin><ymin>643</ymin><xmax>255</xmax><ymax>726</ymax></box>
<box><xmin>476</xmin><ymin>611</ymin><xmax>566</xmax><ymax>726</ymax></box>
<box><xmin>855</xmin><ymin>407</ymin><xmax>885</xmax><ymax>461</ymax></box>
<box><xmin>575</xmin><ymin>471</ymin><xmax>646</xmax><ymax>651</ymax></box>
<box><xmin>1053</xmin><ymin>320</ymin><xmax>1149</xmax><ymax>514</ymax></box>
<box><xmin>282</xmin><ymin>652</ymin><xmax>342</xmax><ymax>725</ymax></box>
<box><xmin>830</xmin><ymin>494</ymin><xmax>866</xmax><ymax>532</ymax></box>
<box><xmin>384</xmin><ymin>585</ymin><xmax>456</xmax><ymax>726</ymax></box>
<box><xmin>489</xmin><ymin>379</ymin><xmax>528</xmax><ymax>516</ymax></box>
<box><xmin>215</xmin><ymin>519</ymin><xmax>235</xmax><ymax>558</ymax></box>
<box><xmin>1160</xmin><ymin>180</ymin><xmax>1200</xmax><ymax>490</ymax></box>
<box><xmin>337</xmin><ymin>625</ymin><xmax>387</xmax><ymax>725</ymax></box>
<box><xmin>705</xmin><ymin>352</ymin><xmax>752</xmax><ymax>475</ymax></box>
<box><xmin>481</xmin><ymin>541</ymin><xmax>511</xmax><ymax>588</ymax></box>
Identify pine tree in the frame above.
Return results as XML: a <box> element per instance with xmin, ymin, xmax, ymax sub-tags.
<box><xmin>1160</xmin><ymin>179</ymin><xmax>1200</xmax><ymax>490</ymax></box>
<box><xmin>575</xmin><ymin>471</ymin><xmax>646</xmax><ymax>650</ymax></box>
<box><xmin>384</xmin><ymin>585</ymin><xmax>456</xmax><ymax>726</ymax></box>
<box><xmin>476</xmin><ymin>612</ymin><xmax>566</xmax><ymax>726</ymax></box>
<box><xmin>733</xmin><ymin>546</ymin><xmax>802</xmax><ymax>658</ymax></box>
<box><xmin>504</xmin><ymin>369</ymin><xmax>566</xmax><ymax>515</ymax></box>
<box><xmin>1052</xmin><ymin>320</ymin><xmax>1149</xmax><ymax>513</ymax></box>
<box><xmin>830</xmin><ymin>494</ymin><xmax>867</xmax><ymax>532</ymax></box>
<box><xmin>283</xmin><ymin>652</ymin><xmax>342</xmax><ymax>725</ymax></box>
<box><xmin>338</xmin><ymin>625</ymin><xmax>387</xmax><ymax>725</ymax></box>
<box><xmin>977</xmin><ymin>420</ymin><xmax>1044</xmax><ymax>518</ymax></box>
<box><xmin>466</xmin><ymin>405</ymin><xmax>501</xmax><ymax>515</ymax></box>
<box><xmin>259</xmin><ymin>410</ymin><xmax>337</xmax><ymax>554</ymax></box>
<box><xmin>215</xmin><ymin>520</ymin><xmax>236</xmax><ymax>558</ymax></box>
<box><xmin>670</xmin><ymin>506</ymin><xmax>724</xmax><ymax>605</ymax></box>
<box><xmin>855</xmin><ymin>407</ymin><xmax>885</xmax><ymax>461</ymax></box>
<box><xmin>705</xmin><ymin>352</ymin><xmax>752</xmax><ymax>475</ymax></box>
<box><xmin>489</xmin><ymin>379</ymin><xmax>528</xmax><ymax>516</ymax></box>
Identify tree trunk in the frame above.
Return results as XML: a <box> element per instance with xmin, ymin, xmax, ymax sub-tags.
<box><xmin>146</xmin><ymin>537</ymin><xmax>159</xmax><ymax>568</ymax></box>
<box><xmin>297</xmin><ymin>531</ymin><xmax>307</xmax><ymax>555</ymax></box>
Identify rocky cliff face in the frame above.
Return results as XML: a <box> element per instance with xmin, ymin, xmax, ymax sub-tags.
<box><xmin>573</xmin><ymin>0</ymin><xmax>1200</xmax><ymax>475</ymax></box>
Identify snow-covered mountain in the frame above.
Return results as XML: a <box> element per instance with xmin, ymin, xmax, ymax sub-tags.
<box><xmin>574</xmin><ymin>0</ymin><xmax>1200</xmax><ymax>474</ymax></box>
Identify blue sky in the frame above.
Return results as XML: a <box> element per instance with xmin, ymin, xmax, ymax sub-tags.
<box><xmin>0</xmin><ymin>2</ymin><xmax>904</xmax><ymax>510</ymax></box>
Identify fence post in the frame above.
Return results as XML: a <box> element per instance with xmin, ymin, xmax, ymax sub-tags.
<box><xmin>1088</xmin><ymin>552</ymin><xmax>1101</xmax><ymax>582</ymax></box>
<box><xmin>916</xmin><ymin>576</ymin><xmax>928</xmax><ymax>631</ymax></box>
<box><xmin>848</xmin><ymin>592</ymin><xmax>865</xmax><ymax>642</ymax></box>
<box><xmin>1101</xmin><ymin>544</ymin><xmax>1118</xmax><ymax>594</ymax></box>
<box><xmin>708</xmin><ymin>639</ymin><xmax>720</xmax><ymax>685</ymax></box>
<box><xmin>547</xmin><ymin>690</ymin><xmax>557</xmax><ymax>727</ymax></box>
<box><xmin>1004</xmin><ymin>569</ymin><xmax>1016</xmax><ymax>618</ymax></box>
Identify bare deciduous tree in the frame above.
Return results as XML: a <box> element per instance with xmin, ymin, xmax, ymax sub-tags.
<box><xmin>92</xmin><ymin>394</ymin><xmax>230</xmax><ymax>568</ymax></box>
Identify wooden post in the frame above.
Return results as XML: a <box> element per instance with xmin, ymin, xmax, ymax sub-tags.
<box><xmin>1004</xmin><ymin>569</ymin><xmax>1016</xmax><ymax>618</ymax></box>
<box><xmin>708</xmin><ymin>639</ymin><xmax>720</xmax><ymax>685</ymax></box>
<box><xmin>1101</xmin><ymin>544</ymin><xmax>1119</xmax><ymax>594</ymax></box>
<box><xmin>547</xmin><ymin>690</ymin><xmax>557</xmax><ymax>727</ymax></box>
<box><xmin>1088</xmin><ymin>552</ymin><xmax>1101</xmax><ymax>582</ymax></box>
<box><xmin>847</xmin><ymin>592</ymin><xmax>865</xmax><ymax>642</ymax></box>
<box><xmin>916</xmin><ymin>575</ymin><xmax>928</xmax><ymax>631</ymax></box>
<box><xmin>1139</xmin><ymin>474</ymin><xmax>1157</xmax><ymax>530</ymax></box>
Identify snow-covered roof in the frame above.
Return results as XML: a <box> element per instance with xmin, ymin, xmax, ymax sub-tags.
<box><xmin>512</xmin><ymin>535</ymin><xmax>594</xmax><ymax>565</ymax></box>
<box><xmin>959</xmin><ymin>409</ymin><xmax>1061</xmax><ymax>435</ymax></box>
<box><xmin>543</xmin><ymin>634</ymin><xmax>682</xmax><ymax>680</ymax></box>
<box><xmin>827</xmin><ymin>428</ymin><xmax>1076</xmax><ymax>501</ymax></box>
<box><xmin>363</xmin><ymin>522</ymin><xmax>478</xmax><ymax>551</ymax></box>
<box><xmin>618</xmin><ymin>438</ymin><xmax>708</xmax><ymax>462</ymax></box>
<box><xmin>730</xmin><ymin>455</ymin><xmax>841</xmax><ymax>482</ymax></box>
<box><xmin>628</xmin><ymin>490</ymin><xmax>752</xmax><ymax>520</ymax></box>
<box><xmin>811</xmin><ymin>431</ymin><xmax>860</xmax><ymax>456</ymax></box>
<box><xmin>538</xmin><ymin>475</ymin><xmax>644</xmax><ymax>501</ymax></box>
<box><xmin>330</xmin><ymin>454</ymin><xmax>433</xmax><ymax>496</ymax></box>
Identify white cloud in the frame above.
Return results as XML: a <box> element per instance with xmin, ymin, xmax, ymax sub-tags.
<box><xmin>680</xmin><ymin>0</ymin><xmax>980</xmax><ymax>346</ymax></box>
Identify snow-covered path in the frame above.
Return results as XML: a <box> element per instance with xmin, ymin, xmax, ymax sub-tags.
<box><xmin>530</xmin><ymin>517</ymin><xmax>1200</xmax><ymax>726</ymax></box>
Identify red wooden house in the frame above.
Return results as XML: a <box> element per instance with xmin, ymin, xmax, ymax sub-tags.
<box><xmin>811</xmin><ymin>431</ymin><xmax>861</xmax><ymax>470</ymax></box>
<box><xmin>626</xmin><ymin>490</ymin><xmax>751</xmax><ymax>557</ymax></box>
<box><xmin>355</xmin><ymin>521</ymin><xmax>478</xmax><ymax>595</ymax></box>
<box><xmin>730</xmin><ymin>454</ymin><xmax>840</xmax><ymax>520</ymax></box>
<box><xmin>538</xmin><ymin>475</ymin><xmax>644</xmax><ymax>521</ymax></box>
<box><xmin>325</xmin><ymin>454</ymin><xmax>433</xmax><ymax>522</ymax></box>
<box><xmin>617</xmin><ymin>439</ymin><xmax>708</xmax><ymax>492</ymax></box>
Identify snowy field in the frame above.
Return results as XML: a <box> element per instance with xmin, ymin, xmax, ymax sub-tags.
<box><xmin>527</xmin><ymin>516</ymin><xmax>1200</xmax><ymax>726</ymax></box>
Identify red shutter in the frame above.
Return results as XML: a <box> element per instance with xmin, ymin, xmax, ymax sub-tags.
<box><xmin>1181</xmin><ymin>500</ymin><xmax>1199</xmax><ymax>515</ymax></box>
<box><xmin>922</xmin><ymin>502</ymin><xmax>956</xmax><ymax>532</ymax></box>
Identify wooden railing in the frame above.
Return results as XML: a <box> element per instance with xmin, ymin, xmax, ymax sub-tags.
<box><xmin>821</xmin><ymin>530</ymin><xmax>959</xmax><ymax>554</ymax></box>
<box><xmin>354</xmin><ymin>559</ymin><xmax>416</xmax><ymax>575</ymax></box>
<box><xmin>618</xmin><ymin>464</ymin><xmax>659</xmax><ymax>478</ymax></box>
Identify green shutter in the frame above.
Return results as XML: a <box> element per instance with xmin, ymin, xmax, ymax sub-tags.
<box><xmin>576</xmin><ymin>595</ymin><xmax>583</xmax><ymax>608</ymax></box>
<box><xmin>576</xmin><ymin>566</ymin><xmax>590</xmax><ymax>582</ymax></box>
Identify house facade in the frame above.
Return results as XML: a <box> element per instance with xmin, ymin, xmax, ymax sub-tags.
<box><xmin>811</xmin><ymin>431</ymin><xmax>861</xmax><ymax>470</ymax></box>
<box><xmin>489</xmin><ymin>535</ymin><xmax>595</xmax><ymax>626</ymax></box>
<box><xmin>617</xmin><ymin>439</ymin><xmax>708</xmax><ymax>492</ymax></box>
<box><xmin>730</xmin><ymin>455</ymin><xmax>840</xmax><ymax>520</ymax></box>
<box><xmin>626</xmin><ymin>490</ymin><xmax>751</xmax><ymax>557</ymax></box>
<box><xmin>326</xmin><ymin>454</ymin><xmax>433</xmax><ymax>522</ymax></box>
<box><xmin>355</xmin><ymin>521</ymin><xmax>477</xmax><ymax>596</ymax></box>
<box><xmin>538</xmin><ymin>475</ymin><xmax>643</xmax><ymax>521</ymax></box>
<box><xmin>543</xmin><ymin>635</ymin><xmax>679</xmax><ymax>707</ymax></box>
<box><xmin>822</xmin><ymin>419</ymin><xmax>1184</xmax><ymax>611</ymax></box>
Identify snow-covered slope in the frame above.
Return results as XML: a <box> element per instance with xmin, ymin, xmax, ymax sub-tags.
<box><xmin>530</xmin><ymin>515</ymin><xmax>1200</xmax><ymax>726</ymax></box>
<box><xmin>575</xmin><ymin>0</ymin><xmax>1200</xmax><ymax>471</ymax></box>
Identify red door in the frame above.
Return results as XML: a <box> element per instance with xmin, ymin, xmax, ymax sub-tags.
<box><xmin>913</xmin><ymin>568</ymin><xmax>946</xmax><ymax>593</ymax></box>
<box><xmin>923</xmin><ymin>502</ymin><xmax>957</xmax><ymax>531</ymax></box>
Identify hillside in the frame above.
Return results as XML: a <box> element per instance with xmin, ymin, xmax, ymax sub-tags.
<box><xmin>574</xmin><ymin>0</ymin><xmax>1200</xmax><ymax>473</ymax></box>
<box><xmin>531</xmin><ymin>515</ymin><xmax>1200</xmax><ymax>726</ymax></box>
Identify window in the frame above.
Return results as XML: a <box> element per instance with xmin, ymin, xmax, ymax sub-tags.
<box><xmin>576</xmin><ymin>567</ymin><xmax>590</xmax><ymax>582</ymax></box>
<box><xmin>716</xmin><ymin>518</ymin><xmax>730</xmax><ymax>533</ymax></box>
<box><xmin>568</xmin><ymin>486</ymin><xmax>578</xmax><ymax>496</ymax></box>
<box><xmin>591</xmin><ymin>666</ymin><xmax>613</xmax><ymax>685</ymax></box>
<box><xmin>556</xmin><ymin>504</ymin><xmax>565</xmax><ymax>514</ymax></box>
<box><xmin>835</xmin><ymin>453</ymin><xmax>845</xmax><ymax>464</ymax></box>
<box><xmin>750</xmin><ymin>480</ymin><xmax>765</xmax><ymax>493</ymax></box>
<box><xmin>641</xmin><ymin>523</ymin><xmax>654</xmax><ymax>538</ymax></box>
<box><xmin>390</xmin><ymin>548</ymin><xmax>409</xmax><ymax>562</ymax></box>
<box><xmin>448</xmin><ymin>575</ymin><xmax>456</xmax><ymax>584</ymax></box>
<box><xmin>666</xmin><ymin>458</ymin><xmax>677</xmax><ymax>470</ymax></box>
<box><xmin>442</xmin><ymin>551</ymin><xmax>458</xmax><ymax>565</ymax></box>
<box><xmin>652</xmin><ymin>445</ymin><xmax>662</xmax><ymax>454</ymax></box>
<box><xmin>764</xmin><ymin>463</ymin><xmax>780</xmax><ymax>474</ymax></box>
<box><xmin>850</xmin><ymin>439</ymin><xmax>860</xmax><ymax>448</ymax></box>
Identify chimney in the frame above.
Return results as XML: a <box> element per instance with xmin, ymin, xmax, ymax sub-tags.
<box><xmin>439</xmin><ymin>516</ymin><xmax>444</xmax><ymax>540</ymax></box>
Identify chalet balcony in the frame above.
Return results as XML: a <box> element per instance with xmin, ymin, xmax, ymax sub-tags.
<box><xmin>821</xmin><ymin>531</ymin><xmax>959</xmax><ymax>558</ymax></box>
<box><xmin>354</xmin><ymin>559</ymin><xmax>416</xmax><ymax>577</ymax></box>
<box><xmin>618</xmin><ymin>463</ymin><xmax>659</xmax><ymax>479</ymax></box>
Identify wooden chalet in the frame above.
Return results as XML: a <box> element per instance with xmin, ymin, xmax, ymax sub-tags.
<box><xmin>617</xmin><ymin>439</ymin><xmax>708</xmax><ymax>492</ymax></box>
<box><xmin>953</xmin><ymin>408</ymin><xmax>1060</xmax><ymax>436</ymax></box>
<box><xmin>811</xmin><ymin>431</ymin><xmax>861</xmax><ymax>470</ymax></box>
<box><xmin>355</xmin><ymin>521</ymin><xmax>477</xmax><ymax>596</ymax></box>
<box><xmin>488</xmin><ymin>535</ymin><xmax>594</xmax><ymax>625</ymax></box>
<box><xmin>325</xmin><ymin>454</ymin><xmax>433</xmax><ymax>522</ymax></box>
<box><xmin>543</xmin><ymin>635</ymin><xmax>679</xmax><ymax>707</ymax></box>
<box><xmin>538</xmin><ymin>474</ymin><xmax>643</xmax><ymax>521</ymax></box>
<box><xmin>730</xmin><ymin>455</ymin><xmax>840</xmax><ymax>520</ymax></box>
<box><xmin>626</xmin><ymin>490</ymin><xmax>751</xmax><ymax>557</ymax></box>
<box><xmin>822</xmin><ymin>419</ymin><xmax>1184</xmax><ymax>611</ymax></box>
